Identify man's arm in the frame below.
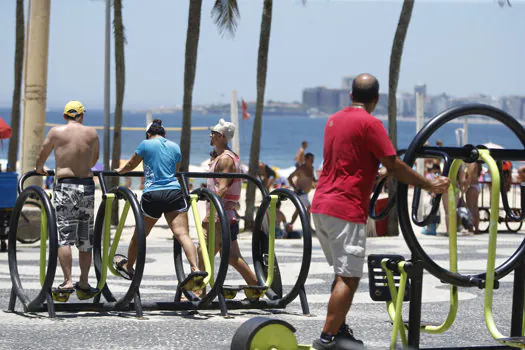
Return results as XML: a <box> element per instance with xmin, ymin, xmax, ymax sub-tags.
<box><xmin>214</xmin><ymin>156</ymin><xmax>235</xmax><ymax>199</ymax></box>
<box><xmin>287</xmin><ymin>169</ymin><xmax>299</xmax><ymax>191</ymax></box>
<box><xmin>115</xmin><ymin>153</ymin><xmax>143</xmax><ymax>174</ymax></box>
<box><xmin>35</xmin><ymin>129</ymin><xmax>55</xmax><ymax>174</ymax></box>
<box><xmin>91</xmin><ymin>132</ymin><xmax>100</xmax><ymax>167</ymax></box>
<box><xmin>380</xmin><ymin>155</ymin><xmax>449</xmax><ymax>194</ymax></box>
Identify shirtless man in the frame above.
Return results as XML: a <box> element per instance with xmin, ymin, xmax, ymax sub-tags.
<box><xmin>35</xmin><ymin>100</ymin><xmax>100</xmax><ymax>297</ymax></box>
<box><xmin>288</xmin><ymin>152</ymin><xmax>316</xmax><ymax>225</ymax></box>
<box><xmin>464</xmin><ymin>162</ymin><xmax>482</xmax><ymax>234</ymax></box>
<box><xmin>294</xmin><ymin>141</ymin><xmax>308</xmax><ymax>168</ymax></box>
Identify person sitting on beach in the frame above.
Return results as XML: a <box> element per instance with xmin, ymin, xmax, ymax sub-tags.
<box><xmin>288</xmin><ymin>152</ymin><xmax>316</xmax><ymax>226</ymax></box>
<box><xmin>261</xmin><ymin>200</ymin><xmax>300</xmax><ymax>239</ymax></box>
<box><xmin>294</xmin><ymin>141</ymin><xmax>308</xmax><ymax>168</ymax></box>
<box><xmin>258</xmin><ymin>161</ymin><xmax>277</xmax><ymax>192</ymax></box>
<box><xmin>114</xmin><ymin>119</ymin><xmax>202</xmax><ymax>286</ymax></box>
<box><xmin>35</xmin><ymin>100</ymin><xmax>100</xmax><ymax>297</ymax></box>
<box><xmin>197</xmin><ymin>118</ymin><xmax>258</xmax><ymax>295</ymax></box>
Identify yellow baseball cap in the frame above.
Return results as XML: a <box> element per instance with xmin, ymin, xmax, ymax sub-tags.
<box><xmin>63</xmin><ymin>100</ymin><xmax>85</xmax><ymax>118</ymax></box>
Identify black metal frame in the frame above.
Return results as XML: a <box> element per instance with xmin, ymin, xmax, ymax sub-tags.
<box><xmin>13</xmin><ymin>169</ymin><xmax>312</xmax><ymax>317</ymax></box>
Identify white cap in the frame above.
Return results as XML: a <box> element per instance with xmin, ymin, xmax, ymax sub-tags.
<box><xmin>210</xmin><ymin>118</ymin><xmax>235</xmax><ymax>142</ymax></box>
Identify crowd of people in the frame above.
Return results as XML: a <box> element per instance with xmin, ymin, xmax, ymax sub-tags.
<box><xmin>34</xmin><ymin>72</ymin><xmax>524</xmax><ymax>349</ymax></box>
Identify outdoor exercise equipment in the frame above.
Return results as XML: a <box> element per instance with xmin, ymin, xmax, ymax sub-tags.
<box><xmin>173</xmin><ymin>172</ymin><xmax>313</xmax><ymax>316</ymax></box>
<box><xmin>369</xmin><ymin>104</ymin><xmax>525</xmax><ymax>349</ymax></box>
<box><xmin>8</xmin><ymin>170</ymin><xmax>146</xmax><ymax>317</ymax></box>
<box><xmin>230</xmin><ymin>104</ymin><xmax>525</xmax><ymax>350</ymax></box>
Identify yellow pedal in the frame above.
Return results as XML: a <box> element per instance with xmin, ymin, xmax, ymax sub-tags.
<box><xmin>244</xmin><ymin>288</ymin><xmax>266</xmax><ymax>300</ymax></box>
<box><xmin>51</xmin><ymin>289</ymin><xmax>73</xmax><ymax>302</ymax></box>
<box><xmin>223</xmin><ymin>289</ymin><xmax>238</xmax><ymax>299</ymax></box>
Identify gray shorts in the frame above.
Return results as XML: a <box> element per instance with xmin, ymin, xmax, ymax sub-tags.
<box><xmin>54</xmin><ymin>178</ymin><xmax>95</xmax><ymax>252</ymax></box>
<box><xmin>312</xmin><ymin>213</ymin><xmax>366</xmax><ymax>278</ymax></box>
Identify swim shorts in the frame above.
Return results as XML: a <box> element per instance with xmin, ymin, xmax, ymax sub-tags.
<box><xmin>54</xmin><ymin>177</ymin><xmax>95</xmax><ymax>252</ymax></box>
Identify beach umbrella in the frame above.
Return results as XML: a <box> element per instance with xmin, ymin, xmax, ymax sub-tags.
<box><xmin>483</xmin><ymin>142</ymin><xmax>504</xmax><ymax>149</ymax></box>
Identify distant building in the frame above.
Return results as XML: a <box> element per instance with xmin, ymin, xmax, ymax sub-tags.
<box><xmin>503</xmin><ymin>96</ymin><xmax>525</xmax><ymax>120</ymax></box>
<box><xmin>341</xmin><ymin>76</ymin><xmax>355</xmax><ymax>90</ymax></box>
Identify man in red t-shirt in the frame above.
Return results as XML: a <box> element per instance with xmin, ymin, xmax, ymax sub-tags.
<box><xmin>311</xmin><ymin>73</ymin><xmax>450</xmax><ymax>350</ymax></box>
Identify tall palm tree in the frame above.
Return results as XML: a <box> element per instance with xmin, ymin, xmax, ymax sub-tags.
<box><xmin>110</xmin><ymin>0</ymin><xmax>126</xmax><ymax>176</ymax></box>
<box><xmin>7</xmin><ymin>0</ymin><xmax>25</xmax><ymax>172</ymax></box>
<box><xmin>244</xmin><ymin>0</ymin><xmax>273</xmax><ymax>230</ymax></box>
<box><xmin>110</xmin><ymin>0</ymin><xmax>126</xmax><ymax>223</ymax></box>
<box><xmin>179</xmin><ymin>0</ymin><xmax>239</xmax><ymax>172</ymax></box>
<box><xmin>386</xmin><ymin>0</ymin><xmax>414</xmax><ymax>236</ymax></box>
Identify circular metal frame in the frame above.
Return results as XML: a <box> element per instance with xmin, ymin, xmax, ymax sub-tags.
<box><xmin>8</xmin><ymin>186</ymin><xmax>58</xmax><ymax>311</ymax></box>
<box><xmin>93</xmin><ymin>186</ymin><xmax>146</xmax><ymax>308</ymax></box>
<box><xmin>252</xmin><ymin>188</ymin><xmax>312</xmax><ymax>305</ymax></box>
<box><xmin>399</xmin><ymin>104</ymin><xmax>525</xmax><ymax>287</ymax></box>
<box><xmin>172</xmin><ymin>187</ymin><xmax>231</xmax><ymax>305</ymax></box>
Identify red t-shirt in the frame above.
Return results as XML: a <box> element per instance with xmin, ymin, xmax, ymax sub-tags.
<box><xmin>311</xmin><ymin>107</ymin><xmax>397</xmax><ymax>224</ymax></box>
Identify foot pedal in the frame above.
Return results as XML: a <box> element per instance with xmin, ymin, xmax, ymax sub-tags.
<box><xmin>74</xmin><ymin>283</ymin><xmax>100</xmax><ymax>300</ymax></box>
<box><xmin>179</xmin><ymin>271</ymin><xmax>208</xmax><ymax>292</ymax></box>
<box><xmin>367</xmin><ymin>254</ymin><xmax>409</xmax><ymax>302</ymax></box>
<box><xmin>499</xmin><ymin>336</ymin><xmax>525</xmax><ymax>345</ymax></box>
<box><xmin>51</xmin><ymin>287</ymin><xmax>74</xmax><ymax>302</ymax></box>
<box><xmin>241</xmin><ymin>285</ymin><xmax>268</xmax><ymax>300</ymax></box>
<box><xmin>222</xmin><ymin>285</ymin><xmax>242</xmax><ymax>299</ymax></box>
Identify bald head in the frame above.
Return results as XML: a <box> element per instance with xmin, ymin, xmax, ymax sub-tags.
<box><xmin>351</xmin><ymin>73</ymin><xmax>379</xmax><ymax>104</ymax></box>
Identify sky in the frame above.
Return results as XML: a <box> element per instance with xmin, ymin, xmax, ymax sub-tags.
<box><xmin>0</xmin><ymin>0</ymin><xmax>524</xmax><ymax>110</ymax></box>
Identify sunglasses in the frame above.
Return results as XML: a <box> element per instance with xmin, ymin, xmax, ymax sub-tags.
<box><xmin>210</xmin><ymin>131</ymin><xmax>222</xmax><ymax>137</ymax></box>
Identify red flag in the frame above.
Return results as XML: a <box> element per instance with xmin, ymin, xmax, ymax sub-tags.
<box><xmin>242</xmin><ymin>99</ymin><xmax>251</xmax><ymax>120</ymax></box>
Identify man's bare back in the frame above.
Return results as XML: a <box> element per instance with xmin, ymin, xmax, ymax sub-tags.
<box><xmin>36</xmin><ymin>122</ymin><xmax>99</xmax><ymax>179</ymax></box>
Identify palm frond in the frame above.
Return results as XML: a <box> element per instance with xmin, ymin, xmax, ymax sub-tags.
<box><xmin>211</xmin><ymin>0</ymin><xmax>240</xmax><ymax>37</ymax></box>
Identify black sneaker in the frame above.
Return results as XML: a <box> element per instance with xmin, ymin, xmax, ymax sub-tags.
<box><xmin>312</xmin><ymin>339</ymin><xmax>335</xmax><ymax>350</ymax></box>
<box><xmin>337</xmin><ymin>324</ymin><xmax>363</xmax><ymax>344</ymax></box>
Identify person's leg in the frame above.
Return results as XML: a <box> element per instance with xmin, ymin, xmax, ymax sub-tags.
<box><xmin>465</xmin><ymin>186</ymin><xmax>480</xmax><ymax>233</ymax></box>
<box><xmin>229</xmin><ymin>239</ymin><xmax>258</xmax><ymax>286</ymax></box>
<box><xmin>313</xmin><ymin>214</ymin><xmax>365</xmax><ymax>346</ymax></box>
<box><xmin>165</xmin><ymin>211</ymin><xmax>199</xmax><ymax>272</ymax></box>
<box><xmin>323</xmin><ymin>275</ymin><xmax>360</xmax><ymax>335</ymax></box>
<box><xmin>125</xmin><ymin>216</ymin><xmax>157</xmax><ymax>275</ymax></box>
<box><xmin>54</xmin><ymin>182</ymin><xmax>75</xmax><ymax>289</ymax></box>
<box><xmin>57</xmin><ymin>246</ymin><xmax>73</xmax><ymax>288</ymax></box>
<box><xmin>290</xmin><ymin>209</ymin><xmax>299</xmax><ymax>225</ymax></box>
<box><xmin>78</xmin><ymin>251</ymin><xmax>92</xmax><ymax>288</ymax></box>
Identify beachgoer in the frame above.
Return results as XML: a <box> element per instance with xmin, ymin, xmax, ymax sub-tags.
<box><xmin>310</xmin><ymin>74</ymin><xmax>449</xmax><ymax>349</ymax></box>
<box><xmin>294</xmin><ymin>141</ymin><xmax>308</xmax><ymax>168</ymax></box>
<box><xmin>197</xmin><ymin>118</ymin><xmax>258</xmax><ymax>294</ymax></box>
<box><xmin>421</xmin><ymin>163</ymin><xmax>442</xmax><ymax>235</ymax></box>
<box><xmin>288</xmin><ymin>152</ymin><xmax>316</xmax><ymax>226</ymax></box>
<box><xmin>35</xmin><ymin>100</ymin><xmax>100</xmax><ymax>297</ymax></box>
<box><xmin>464</xmin><ymin>161</ymin><xmax>482</xmax><ymax>234</ymax></box>
<box><xmin>114</xmin><ymin>119</ymin><xmax>201</xmax><ymax>283</ymax></box>
<box><xmin>258</xmin><ymin>161</ymin><xmax>277</xmax><ymax>192</ymax></box>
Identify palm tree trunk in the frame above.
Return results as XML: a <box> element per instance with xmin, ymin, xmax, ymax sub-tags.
<box><xmin>244</xmin><ymin>0</ymin><xmax>273</xmax><ymax>230</ymax></box>
<box><xmin>21</xmin><ymin>0</ymin><xmax>50</xmax><ymax>187</ymax></box>
<box><xmin>8</xmin><ymin>0</ymin><xmax>25</xmax><ymax>173</ymax></box>
<box><xmin>387</xmin><ymin>0</ymin><xmax>414</xmax><ymax>236</ymax></box>
<box><xmin>110</xmin><ymin>0</ymin><xmax>126</xmax><ymax>224</ymax></box>
<box><xmin>180</xmin><ymin>0</ymin><xmax>203</xmax><ymax>172</ymax></box>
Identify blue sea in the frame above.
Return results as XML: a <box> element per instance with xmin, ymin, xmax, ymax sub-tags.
<box><xmin>0</xmin><ymin>107</ymin><xmax>524</xmax><ymax>173</ymax></box>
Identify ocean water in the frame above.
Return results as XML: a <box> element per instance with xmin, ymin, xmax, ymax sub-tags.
<box><xmin>0</xmin><ymin>107</ymin><xmax>524</xmax><ymax>173</ymax></box>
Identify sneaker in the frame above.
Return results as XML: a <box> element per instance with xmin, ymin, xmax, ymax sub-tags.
<box><xmin>312</xmin><ymin>337</ymin><xmax>365</xmax><ymax>350</ymax></box>
<box><xmin>337</xmin><ymin>324</ymin><xmax>364</xmax><ymax>346</ymax></box>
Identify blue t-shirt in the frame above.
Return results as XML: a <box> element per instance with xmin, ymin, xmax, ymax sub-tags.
<box><xmin>135</xmin><ymin>138</ymin><xmax>181</xmax><ymax>193</ymax></box>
